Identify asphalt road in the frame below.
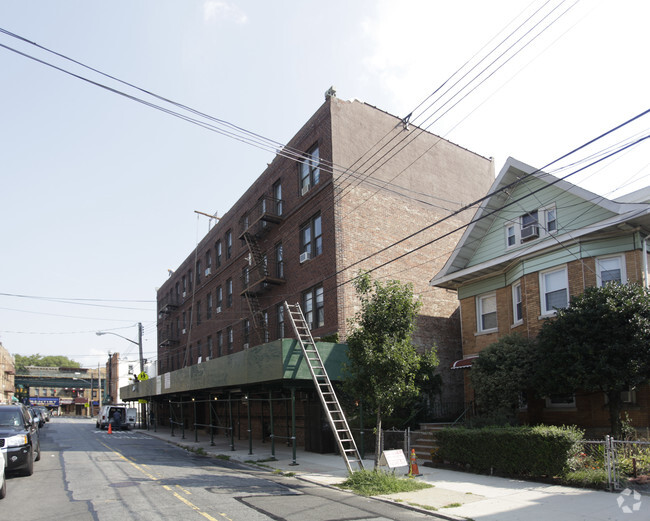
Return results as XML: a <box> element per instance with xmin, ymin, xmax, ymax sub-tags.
<box><xmin>1</xmin><ymin>417</ymin><xmax>432</xmax><ymax>521</ymax></box>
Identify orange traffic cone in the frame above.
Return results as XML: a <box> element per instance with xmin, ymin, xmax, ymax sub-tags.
<box><xmin>108</xmin><ymin>422</ymin><xmax>112</xmax><ymax>434</ymax></box>
<box><xmin>409</xmin><ymin>449</ymin><xmax>421</xmax><ymax>477</ymax></box>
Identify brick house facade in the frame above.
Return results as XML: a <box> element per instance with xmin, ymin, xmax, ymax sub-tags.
<box><xmin>431</xmin><ymin>158</ymin><xmax>650</xmax><ymax>432</ymax></box>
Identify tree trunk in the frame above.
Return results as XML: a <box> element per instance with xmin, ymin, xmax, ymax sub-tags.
<box><xmin>374</xmin><ymin>405</ymin><xmax>382</xmax><ymax>468</ymax></box>
<box><xmin>607</xmin><ymin>390</ymin><xmax>623</xmax><ymax>438</ymax></box>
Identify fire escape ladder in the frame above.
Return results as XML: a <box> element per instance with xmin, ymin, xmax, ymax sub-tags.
<box><xmin>284</xmin><ymin>301</ymin><xmax>364</xmax><ymax>473</ymax></box>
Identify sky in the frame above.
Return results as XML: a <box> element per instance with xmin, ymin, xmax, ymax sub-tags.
<box><xmin>1</xmin><ymin>0</ymin><xmax>649</xmax><ymax>370</ymax></box>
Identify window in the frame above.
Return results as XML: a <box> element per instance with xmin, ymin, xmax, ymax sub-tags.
<box><xmin>512</xmin><ymin>282</ymin><xmax>523</xmax><ymax>324</ymax></box>
<box><xmin>182</xmin><ymin>275</ymin><xmax>187</xmax><ymax>295</ymax></box>
<box><xmin>300</xmin><ymin>144</ymin><xmax>320</xmax><ymax>193</ymax></box>
<box><xmin>227</xmin><ymin>326</ymin><xmax>233</xmax><ymax>353</ymax></box>
<box><xmin>217</xmin><ymin>331</ymin><xmax>223</xmax><ymax>357</ymax></box>
<box><xmin>242</xmin><ymin>266</ymin><xmax>250</xmax><ymax>287</ymax></box>
<box><xmin>175</xmin><ymin>282</ymin><xmax>180</xmax><ymax>302</ymax></box>
<box><xmin>196</xmin><ymin>341</ymin><xmax>202</xmax><ymax>361</ymax></box>
<box><xmin>196</xmin><ymin>260</ymin><xmax>201</xmax><ymax>284</ymax></box>
<box><xmin>207</xmin><ymin>335</ymin><xmax>213</xmax><ymax>359</ymax></box>
<box><xmin>205</xmin><ymin>250</ymin><xmax>212</xmax><ymax>274</ymax></box>
<box><xmin>216</xmin><ymin>240</ymin><xmax>222</xmax><ymax>267</ymax></box>
<box><xmin>276</xmin><ymin>243</ymin><xmax>284</xmax><ymax>278</ymax></box>
<box><xmin>273</xmin><ymin>180</ymin><xmax>283</xmax><ymax>215</ymax></box>
<box><xmin>226</xmin><ymin>279</ymin><xmax>233</xmax><ymax>307</ymax></box>
<box><xmin>506</xmin><ymin>206</ymin><xmax>558</xmax><ymax>245</ymax></box>
<box><xmin>596</xmin><ymin>255</ymin><xmax>626</xmax><ymax>287</ymax></box>
<box><xmin>263</xmin><ymin>311</ymin><xmax>269</xmax><ymax>343</ymax></box>
<box><xmin>188</xmin><ymin>270</ymin><xmax>193</xmax><ymax>291</ymax></box>
<box><xmin>506</xmin><ymin>224</ymin><xmax>516</xmax><ymax>248</ymax></box>
<box><xmin>216</xmin><ymin>286</ymin><xmax>223</xmax><ymax>311</ymax></box>
<box><xmin>277</xmin><ymin>303</ymin><xmax>285</xmax><ymax>338</ymax></box>
<box><xmin>300</xmin><ymin>214</ymin><xmax>322</xmax><ymax>260</ymax></box>
<box><xmin>182</xmin><ymin>311</ymin><xmax>187</xmax><ymax>331</ymax></box>
<box><xmin>477</xmin><ymin>292</ymin><xmax>497</xmax><ymax>332</ymax></box>
<box><xmin>243</xmin><ymin>319</ymin><xmax>250</xmax><ymax>346</ymax></box>
<box><xmin>207</xmin><ymin>293</ymin><xmax>213</xmax><ymax>319</ymax></box>
<box><xmin>128</xmin><ymin>364</ymin><xmax>134</xmax><ymax>375</ymax></box>
<box><xmin>226</xmin><ymin>230</ymin><xmax>232</xmax><ymax>259</ymax></box>
<box><xmin>545</xmin><ymin>206</ymin><xmax>557</xmax><ymax>233</ymax></box>
<box><xmin>545</xmin><ymin>394</ymin><xmax>576</xmax><ymax>408</ymax></box>
<box><xmin>540</xmin><ymin>266</ymin><xmax>568</xmax><ymax>315</ymax></box>
<box><xmin>196</xmin><ymin>301</ymin><xmax>202</xmax><ymax>325</ymax></box>
<box><xmin>303</xmin><ymin>285</ymin><xmax>324</xmax><ymax>329</ymax></box>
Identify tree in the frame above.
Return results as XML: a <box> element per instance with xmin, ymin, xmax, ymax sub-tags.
<box><xmin>470</xmin><ymin>333</ymin><xmax>537</xmax><ymax>420</ymax></box>
<box><xmin>344</xmin><ymin>272</ymin><xmax>438</xmax><ymax>466</ymax></box>
<box><xmin>536</xmin><ymin>283</ymin><xmax>650</xmax><ymax>436</ymax></box>
<box><xmin>14</xmin><ymin>353</ymin><xmax>81</xmax><ymax>373</ymax></box>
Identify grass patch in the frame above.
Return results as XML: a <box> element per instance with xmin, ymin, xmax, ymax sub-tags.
<box><xmin>442</xmin><ymin>502</ymin><xmax>462</xmax><ymax>508</ymax></box>
<box><xmin>561</xmin><ymin>468</ymin><xmax>608</xmax><ymax>489</ymax></box>
<box><xmin>214</xmin><ymin>454</ymin><xmax>231</xmax><ymax>461</ymax></box>
<box><xmin>337</xmin><ymin>469</ymin><xmax>432</xmax><ymax>497</ymax></box>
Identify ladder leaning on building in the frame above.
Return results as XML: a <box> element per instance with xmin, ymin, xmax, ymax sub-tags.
<box><xmin>284</xmin><ymin>302</ymin><xmax>364</xmax><ymax>473</ymax></box>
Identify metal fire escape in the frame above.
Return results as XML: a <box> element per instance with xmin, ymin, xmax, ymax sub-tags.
<box><xmin>284</xmin><ymin>301</ymin><xmax>364</xmax><ymax>473</ymax></box>
<box><xmin>239</xmin><ymin>196</ymin><xmax>284</xmax><ymax>344</ymax></box>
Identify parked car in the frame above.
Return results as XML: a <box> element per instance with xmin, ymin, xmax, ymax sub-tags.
<box><xmin>30</xmin><ymin>407</ymin><xmax>45</xmax><ymax>428</ymax></box>
<box><xmin>96</xmin><ymin>405</ymin><xmax>137</xmax><ymax>430</ymax></box>
<box><xmin>0</xmin><ymin>404</ymin><xmax>40</xmax><ymax>476</ymax></box>
<box><xmin>0</xmin><ymin>449</ymin><xmax>6</xmax><ymax>499</ymax></box>
<box><xmin>37</xmin><ymin>407</ymin><xmax>50</xmax><ymax>422</ymax></box>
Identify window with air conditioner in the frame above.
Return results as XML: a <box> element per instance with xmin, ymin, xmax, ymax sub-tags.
<box><xmin>520</xmin><ymin>211</ymin><xmax>539</xmax><ymax>241</ymax></box>
<box><xmin>299</xmin><ymin>144</ymin><xmax>320</xmax><ymax>195</ymax></box>
<box><xmin>300</xmin><ymin>213</ymin><xmax>322</xmax><ymax>262</ymax></box>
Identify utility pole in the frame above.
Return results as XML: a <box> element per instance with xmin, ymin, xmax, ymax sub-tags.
<box><xmin>138</xmin><ymin>322</ymin><xmax>144</xmax><ymax>375</ymax></box>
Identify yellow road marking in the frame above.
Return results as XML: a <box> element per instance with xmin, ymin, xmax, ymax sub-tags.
<box><xmin>100</xmin><ymin>442</ymin><xmax>231</xmax><ymax>520</ymax></box>
<box><xmin>176</xmin><ymin>484</ymin><xmax>192</xmax><ymax>495</ymax></box>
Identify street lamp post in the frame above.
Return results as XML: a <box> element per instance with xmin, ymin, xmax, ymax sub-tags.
<box><xmin>96</xmin><ymin>323</ymin><xmax>146</xmax><ymax>428</ymax></box>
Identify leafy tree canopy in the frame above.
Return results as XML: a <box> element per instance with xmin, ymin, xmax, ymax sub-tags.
<box><xmin>344</xmin><ymin>272</ymin><xmax>438</xmax><ymax>464</ymax></box>
<box><xmin>536</xmin><ymin>282</ymin><xmax>650</xmax><ymax>435</ymax></box>
<box><xmin>14</xmin><ymin>353</ymin><xmax>81</xmax><ymax>373</ymax></box>
<box><xmin>470</xmin><ymin>333</ymin><xmax>537</xmax><ymax>417</ymax></box>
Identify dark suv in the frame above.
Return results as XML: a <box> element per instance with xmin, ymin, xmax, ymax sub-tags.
<box><xmin>0</xmin><ymin>404</ymin><xmax>40</xmax><ymax>476</ymax></box>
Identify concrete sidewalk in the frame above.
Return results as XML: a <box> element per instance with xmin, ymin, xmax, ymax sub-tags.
<box><xmin>133</xmin><ymin>424</ymin><xmax>647</xmax><ymax>521</ymax></box>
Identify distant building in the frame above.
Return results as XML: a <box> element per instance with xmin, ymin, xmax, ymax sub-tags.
<box><xmin>15</xmin><ymin>366</ymin><xmax>105</xmax><ymax>416</ymax></box>
<box><xmin>0</xmin><ymin>342</ymin><xmax>16</xmax><ymax>403</ymax></box>
<box><xmin>124</xmin><ymin>94</ymin><xmax>494</xmax><ymax>449</ymax></box>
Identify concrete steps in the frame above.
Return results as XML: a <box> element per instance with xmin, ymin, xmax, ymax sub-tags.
<box><xmin>410</xmin><ymin>422</ymin><xmax>454</xmax><ymax>459</ymax></box>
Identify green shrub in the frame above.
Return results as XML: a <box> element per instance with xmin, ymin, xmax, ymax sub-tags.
<box><xmin>435</xmin><ymin>425</ymin><xmax>584</xmax><ymax>477</ymax></box>
<box><xmin>338</xmin><ymin>469</ymin><xmax>431</xmax><ymax>496</ymax></box>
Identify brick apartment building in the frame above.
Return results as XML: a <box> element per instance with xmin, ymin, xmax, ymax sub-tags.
<box><xmin>123</xmin><ymin>93</ymin><xmax>494</xmax><ymax>450</ymax></box>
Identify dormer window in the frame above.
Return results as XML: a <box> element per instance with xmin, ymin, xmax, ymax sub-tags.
<box><xmin>505</xmin><ymin>205</ymin><xmax>557</xmax><ymax>248</ymax></box>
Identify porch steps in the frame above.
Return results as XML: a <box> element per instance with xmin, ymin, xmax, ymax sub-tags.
<box><xmin>285</xmin><ymin>302</ymin><xmax>364</xmax><ymax>473</ymax></box>
<box><xmin>410</xmin><ymin>422</ymin><xmax>454</xmax><ymax>457</ymax></box>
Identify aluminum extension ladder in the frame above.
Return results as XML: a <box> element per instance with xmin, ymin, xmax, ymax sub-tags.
<box><xmin>284</xmin><ymin>302</ymin><xmax>364</xmax><ymax>473</ymax></box>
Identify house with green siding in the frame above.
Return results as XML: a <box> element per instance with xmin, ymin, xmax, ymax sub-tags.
<box><xmin>430</xmin><ymin>157</ymin><xmax>650</xmax><ymax>432</ymax></box>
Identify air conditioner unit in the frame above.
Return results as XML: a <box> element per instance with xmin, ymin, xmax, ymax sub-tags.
<box><xmin>197</xmin><ymin>356</ymin><xmax>202</xmax><ymax>364</ymax></box>
<box><xmin>205</xmin><ymin>267</ymin><xmax>211</xmax><ymax>276</ymax></box>
<box><xmin>182</xmin><ymin>328</ymin><xmax>187</xmax><ymax>335</ymax></box>
<box><xmin>216</xmin><ymin>306</ymin><xmax>222</xmax><ymax>313</ymax></box>
<box><xmin>301</xmin><ymin>183</ymin><xmax>310</xmax><ymax>196</ymax></box>
<box><xmin>182</xmin><ymin>291</ymin><xmax>187</xmax><ymax>298</ymax></box>
<box><xmin>299</xmin><ymin>251</ymin><xmax>311</xmax><ymax>263</ymax></box>
<box><xmin>520</xmin><ymin>225</ymin><xmax>539</xmax><ymax>240</ymax></box>
<box><xmin>243</xmin><ymin>343</ymin><xmax>249</xmax><ymax>349</ymax></box>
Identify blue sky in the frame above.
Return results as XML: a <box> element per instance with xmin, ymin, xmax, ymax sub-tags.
<box><xmin>1</xmin><ymin>0</ymin><xmax>648</xmax><ymax>369</ymax></box>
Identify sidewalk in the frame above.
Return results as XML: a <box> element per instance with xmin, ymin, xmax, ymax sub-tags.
<box><xmin>135</xmin><ymin>424</ymin><xmax>647</xmax><ymax>521</ymax></box>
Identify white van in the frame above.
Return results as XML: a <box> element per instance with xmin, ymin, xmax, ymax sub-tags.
<box><xmin>96</xmin><ymin>405</ymin><xmax>137</xmax><ymax>430</ymax></box>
